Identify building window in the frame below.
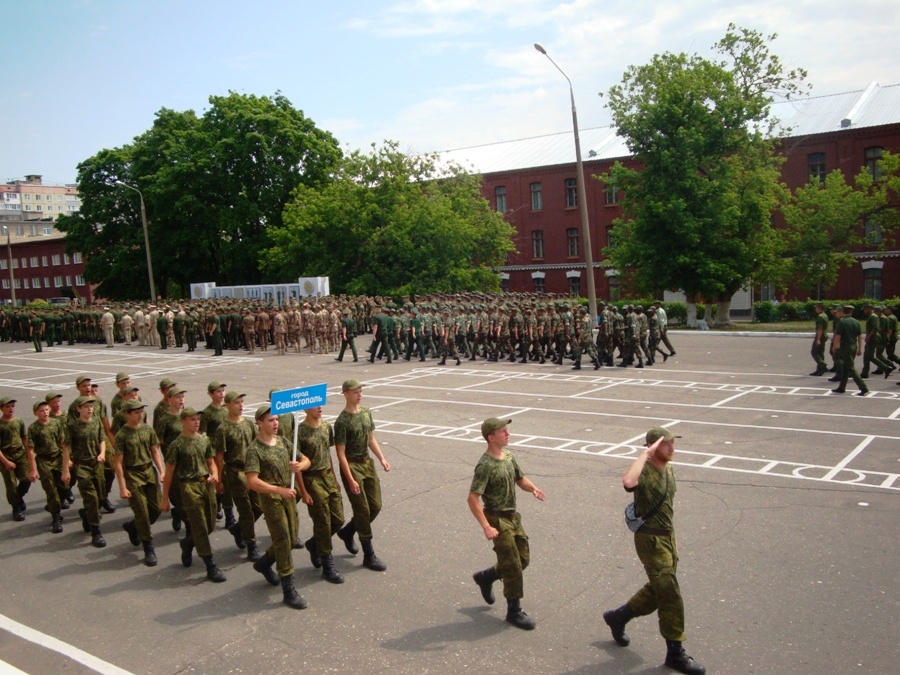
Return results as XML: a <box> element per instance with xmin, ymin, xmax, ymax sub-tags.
<box><xmin>41</xmin><ymin>256</ymin><xmax>48</xmax><ymax>266</ymax></box>
<box><xmin>24</xmin><ymin>194</ymin><xmax>31</xmax><ymax>201</ymax></box>
<box><xmin>65</xmin><ymin>275</ymin><xmax>72</xmax><ymax>286</ymax></box>
<box><xmin>604</xmin><ymin>182</ymin><xmax>620</xmax><ymax>205</ymax></box>
<box><xmin>0</xmin><ymin>259</ymin><xmax>6</xmax><ymax>269</ymax></box>
<box><xmin>75</xmin><ymin>275</ymin><xmax>85</xmax><ymax>286</ymax></box>
<box><xmin>565</xmin><ymin>178</ymin><xmax>577</xmax><ymax>208</ymax></box>
<box><xmin>35</xmin><ymin>194</ymin><xmax>41</xmax><ymax>201</ymax></box>
<box><xmin>15</xmin><ymin>226</ymin><xmax>24</xmax><ymax>236</ymax></box>
<box><xmin>20</xmin><ymin>258</ymin><xmax>26</xmax><ymax>269</ymax></box>
<box><xmin>14</xmin><ymin>278</ymin><xmax>21</xmax><ymax>289</ymax></box>
<box><xmin>32</xmin><ymin>277</ymin><xmax>41</xmax><ymax>289</ymax></box>
<box><xmin>532</xmin><ymin>230</ymin><xmax>544</xmax><ymax>259</ymax></box>
<box><xmin>30</xmin><ymin>226</ymin><xmax>37</xmax><ymax>235</ymax></box>
<box><xmin>500</xmin><ymin>277</ymin><xmax>510</xmax><ymax>293</ymax></box>
<box><xmin>73</xmin><ymin>252</ymin><xmax>83</xmax><ymax>263</ymax></box>
<box><xmin>759</xmin><ymin>282</ymin><xmax>777</xmax><ymax>302</ymax></box>
<box><xmin>43</xmin><ymin>226</ymin><xmax>52</xmax><ymax>235</ymax></box>
<box><xmin>864</xmin><ymin>268</ymin><xmax>882</xmax><ymax>300</ymax></box>
<box><xmin>495</xmin><ymin>186</ymin><xmax>507</xmax><ymax>213</ymax></box>
<box><xmin>23</xmin><ymin>278</ymin><xmax>30</xmax><ymax>289</ymax></box>
<box><xmin>30</xmin><ymin>256</ymin><xmax>38</xmax><ymax>267</ymax></box>
<box><xmin>1</xmin><ymin>279</ymin><xmax>8</xmax><ymax>289</ymax></box>
<box><xmin>533</xmin><ymin>277</ymin><xmax>545</xmax><ymax>293</ymax></box>
<box><xmin>568</xmin><ymin>276</ymin><xmax>581</xmax><ymax>296</ymax></box>
<box><xmin>54</xmin><ymin>276</ymin><xmax>62</xmax><ymax>287</ymax></box>
<box><xmin>52</xmin><ymin>254</ymin><xmax>60</xmax><ymax>265</ymax></box>
<box><xmin>865</xmin><ymin>147</ymin><xmax>883</xmax><ymax>179</ymax></box>
<box><xmin>567</xmin><ymin>228</ymin><xmax>579</xmax><ymax>257</ymax></box>
<box><xmin>43</xmin><ymin>277</ymin><xmax>50</xmax><ymax>288</ymax></box>
<box><xmin>24</xmin><ymin>205</ymin><xmax>31</xmax><ymax>211</ymax></box>
<box><xmin>808</xmin><ymin>153</ymin><xmax>826</xmax><ymax>183</ymax></box>
<box><xmin>64</xmin><ymin>253</ymin><xmax>71</xmax><ymax>265</ymax></box>
<box><xmin>865</xmin><ymin>217</ymin><xmax>882</xmax><ymax>244</ymax></box>
<box><xmin>530</xmin><ymin>182</ymin><xmax>542</xmax><ymax>211</ymax></box>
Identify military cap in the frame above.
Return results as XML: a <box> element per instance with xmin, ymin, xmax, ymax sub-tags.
<box><xmin>75</xmin><ymin>374</ymin><xmax>92</xmax><ymax>385</ymax></box>
<box><xmin>481</xmin><ymin>417</ymin><xmax>511</xmax><ymax>439</ymax></box>
<box><xmin>0</xmin><ymin>396</ymin><xmax>17</xmax><ymax>406</ymax></box>
<box><xmin>115</xmin><ymin>372</ymin><xmax>131</xmax><ymax>383</ymax></box>
<box><xmin>207</xmin><ymin>381</ymin><xmax>226</xmax><ymax>393</ymax></box>
<box><xmin>72</xmin><ymin>395</ymin><xmax>95</xmax><ymax>408</ymax></box>
<box><xmin>646</xmin><ymin>426</ymin><xmax>681</xmax><ymax>446</ymax></box>
<box><xmin>159</xmin><ymin>378</ymin><xmax>177</xmax><ymax>390</ymax></box>
<box><xmin>32</xmin><ymin>400</ymin><xmax>49</xmax><ymax>413</ymax></box>
<box><xmin>167</xmin><ymin>386</ymin><xmax>186</xmax><ymax>397</ymax></box>
<box><xmin>44</xmin><ymin>392</ymin><xmax>63</xmax><ymax>403</ymax></box>
<box><xmin>180</xmin><ymin>407</ymin><xmax>201</xmax><ymax>420</ymax></box>
<box><xmin>122</xmin><ymin>385</ymin><xmax>140</xmax><ymax>396</ymax></box>
<box><xmin>224</xmin><ymin>391</ymin><xmax>245</xmax><ymax>403</ymax></box>
<box><xmin>123</xmin><ymin>400</ymin><xmax>147</xmax><ymax>412</ymax></box>
<box><xmin>342</xmin><ymin>379</ymin><xmax>363</xmax><ymax>392</ymax></box>
<box><xmin>254</xmin><ymin>405</ymin><xmax>272</xmax><ymax>422</ymax></box>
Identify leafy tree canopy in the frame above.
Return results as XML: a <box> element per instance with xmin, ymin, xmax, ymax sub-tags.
<box><xmin>55</xmin><ymin>92</ymin><xmax>341</xmax><ymax>300</ymax></box>
<box><xmin>602</xmin><ymin>24</ymin><xmax>808</xmax><ymax>316</ymax></box>
<box><xmin>262</xmin><ymin>141</ymin><xmax>516</xmax><ymax>296</ymax></box>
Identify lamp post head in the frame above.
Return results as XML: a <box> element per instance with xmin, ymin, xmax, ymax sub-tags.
<box><xmin>534</xmin><ymin>42</ymin><xmax>547</xmax><ymax>55</ymax></box>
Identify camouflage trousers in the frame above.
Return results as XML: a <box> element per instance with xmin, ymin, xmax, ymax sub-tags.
<box><xmin>627</xmin><ymin>531</ymin><xmax>685</xmax><ymax>642</ymax></box>
<box><xmin>485</xmin><ymin>510</ymin><xmax>530</xmax><ymax>599</ymax></box>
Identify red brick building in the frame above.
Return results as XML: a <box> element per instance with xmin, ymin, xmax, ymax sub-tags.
<box><xmin>441</xmin><ymin>83</ymin><xmax>900</xmax><ymax>301</ymax></box>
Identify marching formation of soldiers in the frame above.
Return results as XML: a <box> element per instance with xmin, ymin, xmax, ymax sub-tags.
<box><xmin>2</xmin><ymin>294</ymin><xmax>678</xmax><ymax>370</ymax></box>
<box><xmin>0</xmin><ymin>373</ymin><xmax>391</xmax><ymax>611</ymax></box>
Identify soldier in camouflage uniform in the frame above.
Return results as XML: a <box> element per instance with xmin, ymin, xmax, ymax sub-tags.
<box><xmin>469</xmin><ymin>417</ymin><xmax>545</xmax><ymax>630</ymax></box>
<box><xmin>602</xmin><ymin>427</ymin><xmax>705</xmax><ymax>675</ymax></box>
<box><xmin>572</xmin><ymin>307</ymin><xmax>601</xmax><ymax>370</ymax></box>
<box><xmin>334</xmin><ymin>379</ymin><xmax>391</xmax><ymax>571</ymax></box>
<box><xmin>114</xmin><ymin>400</ymin><xmax>165</xmax><ymax>566</ymax></box>
<box><xmin>68</xmin><ymin>395</ymin><xmax>108</xmax><ymax>547</ymax></box>
<box><xmin>161</xmin><ymin>408</ymin><xmax>226</xmax><ymax>583</ymax></box>
<box><xmin>247</xmin><ymin>405</ymin><xmax>310</xmax><ymax>609</ymax></box>
<box><xmin>212</xmin><ymin>392</ymin><xmax>263</xmax><ymax>561</ymax></box>
<box><xmin>1</xmin><ymin>397</ymin><xmax>33</xmax><ymax>522</ymax></box>
<box><xmin>26</xmin><ymin>400</ymin><xmax>70</xmax><ymax>533</ymax></box>
<box><xmin>296</xmin><ymin>404</ymin><xmax>345</xmax><ymax>584</ymax></box>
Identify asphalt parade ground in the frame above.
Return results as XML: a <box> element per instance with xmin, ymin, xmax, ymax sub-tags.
<box><xmin>0</xmin><ymin>332</ymin><xmax>897</xmax><ymax>674</ymax></box>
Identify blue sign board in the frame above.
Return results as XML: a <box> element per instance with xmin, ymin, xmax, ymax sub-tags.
<box><xmin>270</xmin><ymin>383</ymin><xmax>327</xmax><ymax>414</ymax></box>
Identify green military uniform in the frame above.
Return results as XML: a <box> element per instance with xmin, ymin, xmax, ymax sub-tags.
<box><xmin>245</xmin><ymin>435</ymin><xmax>299</xmax><ymax>579</ymax></box>
<box><xmin>334</xmin><ymin>406</ymin><xmax>381</xmax><ymax>542</ymax></box>
<box><xmin>470</xmin><ymin>450</ymin><xmax>529</xmax><ymax>599</ymax></box>
<box><xmin>834</xmin><ymin>310</ymin><xmax>867</xmax><ymax>395</ymax></box>
<box><xmin>336</xmin><ymin>311</ymin><xmax>358</xmax><ymax>362</ymax></box>
<box><xmin>861</xmin><ymin>310</ymin><xmax>892</xmax><ymax>377</ymax></box>
<box><xmin>1</xmin><ymin>415</ymin><xmax>31</xmax><ymax>518</ymax></box>
<box><xmin>625</xmin><ymin>462</ymin><xmax>685</xmax><ymax>641</ymax></box>
<box><xmin>811</xmin><ymin>308</ymin><xmax>829</xmax><ymax>375</ymax></box>
<box><xmin>68</xmin><ymin>415</ymin><xmax>106</xmax><ymax>528</ymax></box>
<box><xmin>165</xmin><ymin>434</ymin><xmax>217</xmax><ymax>558</ymax></box>
<box><xmin>297</xmin><ymin>420</ymin><xmax>344</xmax><ymax>559</ymax></box>
<box><xmin>115</xmin><ymin>423</ymin><xmax>162</xmax><ymax>543</ymax></box>
<box><xmin>27</xmin><ymin>416</ymin><xmax>67</xmax><ymax>518</ymax></box>
<box><xmin>212</xmin><ymin>417</ymin><xmax>262</xmax><ymax>549</ymax></box>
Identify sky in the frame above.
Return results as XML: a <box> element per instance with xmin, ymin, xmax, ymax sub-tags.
<box><xmin>3</xmin><ymin>0</ymin><xmax>898</xmax><ymax>185</ymax></box>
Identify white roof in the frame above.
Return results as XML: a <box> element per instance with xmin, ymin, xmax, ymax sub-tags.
<box><xmin>438</xmin><ymin>82</ymin><xmax>900</xmax><ymax>175</ymax></box>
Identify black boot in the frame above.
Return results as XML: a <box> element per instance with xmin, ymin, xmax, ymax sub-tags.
<box><xmin>337</xmin><ymin>522</ymin><xmax>359</xmax><ymax>555</ymax></box>
<box><xmin>228</xmin><ymin>522</ymin><xmax>246</xmax><ymax>549</ymax></box>
<box><xmin>505</xmin><ymin>598</ymin><xmax>535</xmax><ymax>630</ymax></box>
<box><xmin>307</xmin><ymin>538</ymin><xmax>322</xmax><ymax>568</ymax></box>
<box><xmin>101</xmin><ymin>498</ymin><xmax>116</xmax><ymax>514</ymax></box>
<box><xmin>280</xmin><ymin>574</ymin><xmax>308</xmax><ymax>609</ymax></box>
<box><xmin>246</xmin><ymin>540</ymin><xmax>261</xmax><ymax>562</ymax></box>
<box><xmin>473</xmin><ymin>566</ymin><xmax>497</xmax><ymax>605</ymax></box>
<box><xmin>223</xmin><ymin>507</ymin><xmax>237</xmax><ymax>530</ymax></box>
<box><xmin>50</xmin><ymin>513</ymin><xmax>63</xmax><ymax>534</ymax></box>
<box><xmin>664</xmin><ymin>640</ymin><xmax>706</xmax><ymax>674</ymax></box>
<box><xmin>603</xmin><ymin>604</ymin><xmax>635</xmax><ymax>646</ymax></box>
<box><xmin>439</xmin><ymin>356</ymin><xmax>446</xmax><ymax>365</ymax></box>
<box><xmin>180</xmin><ymin>537</ymin><xmax>194</xmax><ymax>567</ymax></box>
<box><xmin>123</xmin><ymin>519</ymin><xmax>140</xmax><ymax>547</ymax></box>
<box><xmin>202</xmin><ymin>555</ymin><xmax>226</xmax><ymax>583</ymax></box>
<box><xmin>253</xmin><ymin>552</ymin><xmax>280</xmax><ymax>586</ymax></box>
<box><xmin>361</xmin><ymin>540</ymin><xmax>387</xmax><ymax>571</ymax></box>
<box><xmin>171</xmin><ymin>506</ymin><xmax>182</xmax><ymax>532</ymax></box>
<box><xmin>12</xmin><ymin>507</ymin><xmax>24</xmax><ymax>522</ymax></box>
<box><xmin>572</xmin><ymin>361</ymin><xmax>582</xmax><ymax>370</ymax></box>
<box><xmin>321</xmin><ymin>553</ymin><xmax>345</xmax><ymax>584</ymax></box>
<box><xmin>90</xmin><ymin>525</ymin><xmax>106</xmax><ymax>548</ymax></box>
<box><xmin>143</xmin><ymin>541</ymin><xmax>158</xmax><ymax>567</ymax></box>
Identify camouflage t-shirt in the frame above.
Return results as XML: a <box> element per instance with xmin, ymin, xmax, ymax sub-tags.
<box><xmin>212</xmin><ymin>417</ymin><xmax>255</xmax><ymax>468</ymax></box>
<box><xmin>276</xmin><ymin>412</ymin><xmax>295</xmax><ymax>443</ymax></box>
<box><xmin>154</xmin><ymin>409</ymin><xmax>182</xmax><ymax>451</ymax></box>
<box><xmin>0</xmin><ymin>417</ymin><xmax>26</xmax><ymax>455</ymax></box>
<box><xmin>628</xmin><ymin>463</ymin><xmax>676</xmax><ymax>531</ymax></box>
<box><xmin>333</xmin><ymin>407</ymin><xmax>374</xmax><ymax>460</ymax></box>
<box><xmin>297</xmin><ymin>420</ymin><xmax>334</xmax><ymax>472</ymax></box>
<box><xmin>245</xmin><ymin>436</ymin><xmax>292</xmax><ymax>487</ymax></box>
<box><xmin>470</xmin><ymin>450</ymin><xmax>524</xmax><ymax>513</ymax></box>
<box><xmin>67</xmin><ymin>417</ymin><xmax>105</xmax><ymax>463</ymax></box>
<box><xmin>200</xmin><ymin>404</ymin><xmax>228</xmax><ymax>438</ymax></box>
<box><xmin>165</xmin><ymin>434</ymin><xmax>213</xmax><ymax>480</ymax></box>
<box><xmin>26</xmin><ymin>419</ymin><xmax>65</xmax><ymax>460</ymax></box>
<box><xmin>114</xmin><ymin>424</ymin><xmax>159</xmax><ymax>467</ymax></box>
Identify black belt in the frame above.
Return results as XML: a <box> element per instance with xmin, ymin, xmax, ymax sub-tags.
<box><xmin>637</xmin><ymin>527</ymin><xmax>672</xmax><ymax>536</ymax></box>
<box><xmin>180</xmin><ymin>476</ymin><xmax>209</xmax><ymax>483</ymax></box>
<box><xmin>347</xmin><ymin>456</ymin><xmax>369</xmax><ymax>464</ymax></box>
<box><xmin>485</xmin><ymin>509</ymin><xmax>516</xmax><ymax>519</ymax></box>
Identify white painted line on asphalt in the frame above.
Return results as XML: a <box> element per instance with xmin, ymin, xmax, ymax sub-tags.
<box><xmin>0</xmin><ymin>613</ymin><xmax>132</xmax><ymax>675</ymax></box>
<box><xmin>0</xmin><ymin>659</ymin><xmax>27</xmax><ymax>674</ymax></box>
<box><xmin>711</xmin><ymin>389</ymin><xmax>755</xmax><ymax>407</ymax></box>
<box><xmin>822</xmin><ymin>436</ymin><xmax>877</xmax><ymax>481</ymax></box>
<box><xmin>888</xmin><ymin>405</ymin><xmax>900</xmax><ymax>420</ymax></box>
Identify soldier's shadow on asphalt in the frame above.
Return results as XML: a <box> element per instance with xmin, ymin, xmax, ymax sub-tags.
<box><xmin>153</xmin><ymin>578</ymin><xmax>279</xmax><ymax>626</ymax></box>
<box><xmin>556</xmin><ymin>641</ymin><xmax>666</xmax><ymax>674</ymax></box>
<box><xmin>381</xmin><ymin>606</ymin><xmax>507</xmax><ymax>652</ymax></box>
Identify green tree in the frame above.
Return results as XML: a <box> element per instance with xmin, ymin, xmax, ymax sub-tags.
<box><xmin>602</xmin><ymin>24</ymin><xmax>808</xmax><ymax>325</ymax></box>
<box><xmin>262</xmin><ymin>142</ymin><xmax>515</xmax><ymax>295</ymax></box>
<box><xmin>56</xmin><ymin>93</ymin><xmax>341</xmax><ymax>299</ymax></box>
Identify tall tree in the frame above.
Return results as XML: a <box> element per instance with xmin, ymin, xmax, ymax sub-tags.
<box><xmin>603</xmin><ymin>24</ymin><xmax>808</xmax><ymax>325</ymax></box>
<box><xmin>56</xmin><ymin>93</ymin><xmax>341</xmax><ymax>299</ymax></box>
<box><xmin>262</xmin><ymin>142</ymin><xmax>515</xmax><ymax>295</ymax></box>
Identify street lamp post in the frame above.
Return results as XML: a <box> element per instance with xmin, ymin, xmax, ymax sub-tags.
<box><xmin>534</xmin><ymin>42</ymin><xmax>598</xmax><ymax>321</ymax></box>
<box><xmin>2</xmin><ymin>226</ymin><xmax>15</xmax><ymax>305</ymax></box>
<box><xmin>115</xmin><ymin>181</ymin><xmax>157</xmax><ymax>302</ymax></box>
